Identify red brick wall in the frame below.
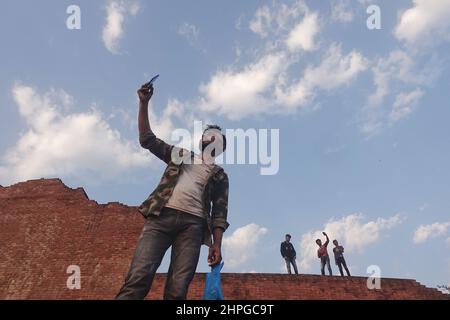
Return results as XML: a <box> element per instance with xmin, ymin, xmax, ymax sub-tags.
<box><xmin>0</xmin><ymin>179</ymin><xmax>447</xmax><ymax>300</ymax></box>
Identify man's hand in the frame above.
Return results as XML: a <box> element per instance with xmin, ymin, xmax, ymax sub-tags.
<box><xmin>208</xmin><ymin>244</ymin><xmax>222</xmax><ymax>266</ymax></box>
<box><xmin>137</xmin><ymin>83</ymin><xmax>154</xmax><ymax>104</ymax></box>
<box><xmin>322</xmin><ymin>232</ymin><xmax>327</xmax><ymax>236</ymax></box>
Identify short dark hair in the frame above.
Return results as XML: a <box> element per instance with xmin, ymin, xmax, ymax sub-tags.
<box><xmin>203</xmin><ymin>124</ymin><xmax>227</xmax><ymax>152</ymax></box>
<box><xmin>285</xmin><ymin>234</ymin><xmax>291</xmax><ymax>238</ymax></box>
<box><xmin>204</xmin><ymin>124</ymin><xmax>222</xmax><ymax>132</ymax></box>
<box><xmin>316</xmin><ymin>239</ymin><xmax>321</xmax><ymax>243</ymax></box>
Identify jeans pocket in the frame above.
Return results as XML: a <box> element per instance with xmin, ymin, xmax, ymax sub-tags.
<box><xmin>143</xmin><ymin>215</ymin><xmax>158</xmax><ymax>230</ymax></box>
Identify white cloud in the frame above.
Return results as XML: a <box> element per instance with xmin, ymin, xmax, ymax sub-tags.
<box><xmin>214</xmin><ymin>0</ymin><xmax>445</xmax><ymax>136</ymax></box>
<box><xmin>331</xmin><ymin>0</ymin><xmax>354</xmax><ymax>23</ymax></box>
<box><xmin>199</xmin><ymin>52</ymin><xmax>287</xmax><ymax>119</ymax></box>
<box><xmin>178</xmin><ymin>22</ymin><xmax>200</xmax><ymax>46</ymax></box>
<box><xmin>149</xmin><ymin>98</ymin><xmax>187</xmax><ymax>141</ymax></box>
<box><xmin>248</xmin><ymin>1</ymin><xmax>319</xmax><ymax>51</ymax></box>
<box><xmin>200</xmin><ymin>1</ymin><xmax>368</xmax><ymax>120</ymax></box>
<box><xmin>361</xmin><ymin>50</ymin><xmax>426</xmax><ymax>135</ymax></box>
<box><xmin>223</xmin><ymin>223</ymin><xmax>268</xmax><ymax>268</ymax></box>
<box><xmin>286</xmin><ymin>12</ymin><xmax>319</xmax><ymax>52</ymax></box>
<box><xmin>413</xmin><ymin>222</ymin><xmax>450</xmax><ymax>244</ymax></box>
<box><xmin>0</xmin><ymin>84</ymin><xmax>181</xmax><ymax>185</ymax></box>
<box><xmin>277</xmin><ymin>44</ymin><xmax>368</xmax><ymax>107</ymax></box>
<box><xmin>389</xmin><ymin>88</ymin><xmax>424</xmax><ymax>123</ymax></box>
<box><xmin>199</xmin><ymin>42</ymin><xmax>367</xmax><ymax>120</ymax></box>
<box><xmin>249</xmin><ymin>5</ymin><xmax>272</xmax><ymax>38</ymax></box>
<box><xmin>395</xmin><ymin>0</ymin><xmax>450</xmax><ymax>44</ymax></box>
<box><xmin>102</xmin><ymin>0</ymin><xmax>140</xmax><ymax>54</ymax></box>
<box><xmin>249</xmin><ymin>1</ymin><xmax>307</xmax><ymax>38</ymax></box>
<box><xmin>324</xmin><ymin>144</ymin><xmax>345</xmax><ymax>155</ymax></box>
<box><xmin>298</xmin><ymin>44</ymin><xmax>367</xmax><ymax>90</ymax></box>
<box><xmin>298</xmin><ymin>213</ymin><xmax>403</xmax><ymax>271</ymax></box>
<box><xmin>368</xmin><ymin>50</ymin><xmax>416</xmax><ymax>107</ymax></box>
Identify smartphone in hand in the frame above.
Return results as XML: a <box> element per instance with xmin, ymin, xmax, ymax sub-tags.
<box><xmin>143</xmin><ymin>74</ymin><xmax>159</xmax><ymax>88</ymax></box>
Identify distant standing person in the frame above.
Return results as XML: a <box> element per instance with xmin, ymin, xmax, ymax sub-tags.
<box><xmin>316</xmin><ymin>232</ymin><xmax>332</xmax><ymax>276</ymax></box>
<box><xmin>333</xmin><ymin>240</ymin><xmax>351</xmax><ymax>277</ymax></box>
<box><xmin>280</xmin><ymin>234</ymin><xmax>298</xmax><ymax>275</ymax></box>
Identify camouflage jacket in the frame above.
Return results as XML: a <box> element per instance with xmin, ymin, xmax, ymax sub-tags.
<box><xmin>137</xmin><ymin>130</ymin><xmax>229</xmax><ymax>246</ymax></box>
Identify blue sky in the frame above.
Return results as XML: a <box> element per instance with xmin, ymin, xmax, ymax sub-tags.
<box><xmin>1</xmin><ymin>0</ymin><xmax>450</xmax><ymax>290</ymax></box>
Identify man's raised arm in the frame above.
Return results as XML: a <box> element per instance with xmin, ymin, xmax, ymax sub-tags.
<box><xmin>323</xmin><ymin>232</ymin><xmax>329</xmax><ymax>246</ymax></box>
<box><xmin>137</xmin><ymin>84</ymin><xmax>173</xmax><ymax>163</ymax></box>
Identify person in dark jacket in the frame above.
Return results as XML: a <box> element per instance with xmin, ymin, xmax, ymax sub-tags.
<box><xmin>280</xmin><ymin>234</ymin><xmax>298</xmax><ymax>275</ymax></box>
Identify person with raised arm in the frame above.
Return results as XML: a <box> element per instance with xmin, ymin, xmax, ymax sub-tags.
<box><xmin>116</xmin><ymin>81</ymin><xmax>230</xmax><ymax>300</ymax></box>
<box><xmin>316</xmin><ymin>232</ymin><xmax>332</xmax><ymax>276</ymax></box>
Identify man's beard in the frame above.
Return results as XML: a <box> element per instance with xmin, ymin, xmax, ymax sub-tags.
<box><xmin>202</xmin><ymin>142</ymin><xmax>216</xmax><ymax>157</ymax></box>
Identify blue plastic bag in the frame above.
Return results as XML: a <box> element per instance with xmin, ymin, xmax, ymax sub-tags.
<box><xmin>203</xmin><ymin>262</ymin><xmax>224</xmax><ymax>300</ymax></box>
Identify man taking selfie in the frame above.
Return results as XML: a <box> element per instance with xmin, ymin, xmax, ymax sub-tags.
<box><xmin>316</xmin><ymin>232</ymin><xmax>332</xmax><ymax>276</ymax></box>
<box><xmin>116</xmin><ymin>82</ymin><xmax>230</xmax><ymax>300</ymax></box>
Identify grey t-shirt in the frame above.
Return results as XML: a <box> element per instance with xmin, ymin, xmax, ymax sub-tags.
<box><xmin>165</xmin><ymin>155</ymin><xmax>216</xmax><ymax>218</ymax></box>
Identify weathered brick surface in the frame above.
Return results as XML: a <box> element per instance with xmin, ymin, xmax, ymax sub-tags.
<box><xmin>0</xmin><ymin>179</ymin><xmax>448</xmax><ymax>300</ymax></box>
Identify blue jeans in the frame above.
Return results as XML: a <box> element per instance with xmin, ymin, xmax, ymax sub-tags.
<box><xmin>285</xmin><ymin>257</ymin><xmax>298</xmax><ymax>274</ymax></box>
<box><xmin>336</xmin><ymin>256</ymin><xmax>351</xmax><ymax>276</ymax></box>
<box><xmin>116</xmin><ymin>207</ymin><xmax>206</xmax><ymax>300</ymax></box>
<box><xmin>320</xmin><ymin>256</ymin><xmax>332</xmax><ymax>276</ymax></box>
